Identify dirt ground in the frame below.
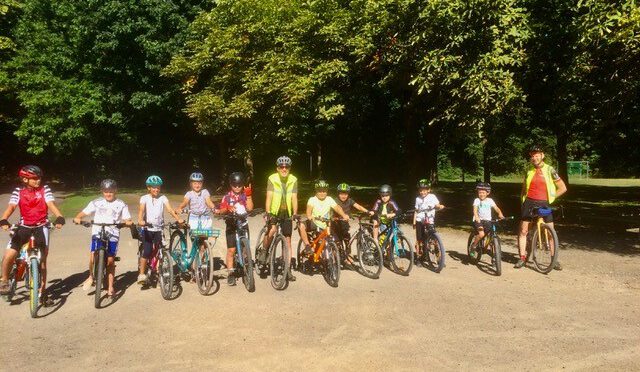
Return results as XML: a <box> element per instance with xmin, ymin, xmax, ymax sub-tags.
<box><xmin>0</xmin><ymin>193</ymin><xmax>639</xmax><ymax>371</ymax></box>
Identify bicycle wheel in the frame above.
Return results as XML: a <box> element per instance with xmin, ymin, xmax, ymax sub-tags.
<box><xmin>269</xmin><ymin>234</ymin><xmax>289</xmax><ymax>290</ymax></box>
<box><xmin>94</xmin><ymin>249</ymin><xmax>105</xmax><ymax>308</ymax></box>
<box><xmin>356</xmin><ymin>234</ymin><xmax>383</xmax><ymax>279</ymax></box>
<box><xmin>296</xmin><ymin>239</ymin><xmax>310</xmax><ymax>274</ymax></box>
<box><xmin>425</xmin><ymin>233</ymin><xmax>445</xmax><ymax>273</ymax></box>
<box><xmin>194</xmin><ymin>241</ymin><xmax>215</xmax><ymax>295</ymax></box>
<box><xmin>3</xmin><ymin>266</ymin><xmax>16</xmax><ymax>302</ymax></box>
<box><xmin>492</xmin><ymin>236</ymin><xmax>502</xmax><ymax>276</ymax></box>
<box><xmin>390</xmin><ymin>234</ymin><xmax>414</xmax><ymax>276</ymax></box>
<box><xmin>323</xmin><ymin>240</ymin><xmax>341</xmax><ymax>287</ymax></box>
<box><xmin>240</xmin><ymin>237</ymin><xmax>255</xmax><ymax>292</ymax></box>
<box><xmin>169</xmin><ymin>229</ymin><xmax>187</xmax><ymax>265</ymax></box>
<box><xmin>29</xmin><ymin>258</ymin><xmax>39</xmax><ymax>318</ymax></box>
<box><xmin>466</xmin><ymin>232</ymin><xmax>481</xmax><ymax>264</ymax></box>
<box><xmin>158</xmin><ymin>250</ymin><xmax>175</xmax><ymax>300</ymax></box>
<box><xmin>253</xmin><ymin>226</ymin><xmax>268</xmax><ymax>275</ymax></box>
<box><xmin>531</xmin><ymin>224</ymin><xmax>559</xmax><ymax>274</ymax></box>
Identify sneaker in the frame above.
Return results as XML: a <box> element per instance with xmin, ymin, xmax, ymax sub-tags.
<box><xmin>82</xmin><ymin>277</ymin><xmax>94</xmax><ymax>291</ymax></box>
<box><xmin>288</xmin><ymin>270</ymin><xmax>297</xmax><ymax>282</ymax></box>
<box><xmin>554</xmin><ymin>261</ymin><xmax>563</xmax><ymax>271</ymax></box>
<box><xmin>514</xmin><ymin>259</ymin><xmax>526</xmax><ymax>269</ymax></box>
<box><xmin>0</xmin><ymin>280</ymin><xmax>10</xmax><ymax>295</ymax></box>
<box><xmin>137</xmin><ymin>274</ymin><xmax>148</xmax><ymax>285</ymax></box>
<box><xmin>227</xmin><ymin>275</ymin><xmax>236</xmax><ymax>286</ymax></box>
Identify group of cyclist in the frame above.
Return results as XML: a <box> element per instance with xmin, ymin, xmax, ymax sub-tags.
<box><xmin>0</xmin><ymin>144</ymin><xmax>566</xmax><ymax>304</ymax></box>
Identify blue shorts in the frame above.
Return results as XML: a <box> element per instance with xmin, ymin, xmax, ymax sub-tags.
<box><xmin>91</xmin><ymin>236</ymin><xmax>119</xmax><ymax>257</ymax></box>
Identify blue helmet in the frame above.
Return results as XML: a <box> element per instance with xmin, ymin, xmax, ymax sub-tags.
<box><xmin>145</xmin><ymin>175</ymin><xmax>163</xmax><ymax>186</ymax></box>
<box><xmin>189</xmin><ymin>172</ymin><xmax>204</xmax><ymax>182</ymax></box>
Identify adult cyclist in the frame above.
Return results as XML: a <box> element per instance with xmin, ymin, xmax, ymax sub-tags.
<box><xmin>261</xmin><ymin>156</ymin><xmax>298</xmax><ymax>281</ymax></box>
<box><xmin>515</xmin><ymin>145</ymin><xmax>567</xmax><ymax>270</ymax></box>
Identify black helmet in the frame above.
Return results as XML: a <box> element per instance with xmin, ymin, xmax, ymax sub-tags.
<box><xmin>379</xmin><ymin>184</ymin><xmax>392</xmax><ymax>195</ymax></box>
<box><xmin>229</xmin><ymin>172</ymin><xmax>245</xmax><ymax>186</ymax></box>
<box><xmin>100</xmin><ymin>179</ymin><xmax>117</xmax><ymax>191</ymax></box>
<box><xmin>337</xmin><ymin>183</ymin><xmax>350</xmax><ymax>193</ymax></box>
<box><xmin>417</xmin><ymin>178</ymin><xmax>431</xmax><ymax>189</ymax></box>
<box><xmin>314</xmin><ymin>180</ymin><xmax>329</xmax><ymax>191</ymax></box>
<box><xmin>528</xmin><ymin>144</ymin><xmax>544</xmax><ymax>155</ymax></box>
<box><xmin>18</xmin><ymin>165</ymin><xmax>43</xmax><ymax>179</ymax></box>
<box><xmin>476</xmin><ymin>182</ymin><xmax>491</xmax><ymax>191</ymax></box>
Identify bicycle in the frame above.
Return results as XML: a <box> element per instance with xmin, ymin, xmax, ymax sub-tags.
<box><xmin>375</xmin><ymin>212</ymin><xmax>414</xmax><ymax>276</ymax></box>
<box><xmin>77</xmin><ymin>220</ymin><xmax>128</xmax><ymax>307</ymax></box>
<box><xmin>347</xmin><ymin>214</ymin><xmax>383</xmax><ymax>279</ymax></box>
<box><xmin>296</xmin><ymin>216</ymin><xmax>341</xmax><ymax>287</ymax></box>
<box><xmin>168</xmin><ymin>216</ymin><xmax>219</xmax><ymax>296</ymax></box>
<box><xmin>526</xmin><ymin>206</ymin><xmax>561</xmax><ymax>274</ymax></box>
<box><xmin>254</xmin><ymin>214</ymin><xmax>291</xmax><ymax>290</ymax></box>
<box><xmin>467</xmin><ymin>216</ymin><xmax>514</xmax><ymax>276</ymax></box>
<box><xmin>216</xmin><ymin>208</ymin><xmax>263</xmax><ymax>292</ymax></box>
<box><xmin>136</xmin><ymin>223</ymin><xmax>176</xmax><ymax>300</ymax></box>
<box><xmin>2</xmin><ymin>223</ymin><xmax>54</xmax><ymax>318</ymax></box>
<box><xmin>412</xmin><ymin>207</ymin><xmax>446</xmax><ymax>273</ymax></box>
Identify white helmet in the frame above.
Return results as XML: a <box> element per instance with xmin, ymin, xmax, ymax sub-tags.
<box><xmin>189</xmin><ymin>172</ymin><xmax>204</xmax><ymax>181</ymax></box>
<box><xmin>276</xmin><ymin>156</ymin><xmax>292</xmax><ymax>167</ymax></box>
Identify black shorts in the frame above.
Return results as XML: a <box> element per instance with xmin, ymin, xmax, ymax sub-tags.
<box><xmin>331</xmin><ymin>220</ymin><xmax>350</xmax><ymax>242</ymax></box>
<box><xmin>472</xmin><ymin>220</ymin><xmax>493</xmax><ymax>234</ymax></box>
<box><xmin>225</xmin><ymin>220</ymin><xmax>238</xmax><ymax>249</ymax></box>
<box><xmin>141</xmin><ymin>230</ymin><xmax>162</xmax><ymax>259</ymax></box>
<box><xmin>521</xmin><ymin>198</ymin><xmax>553</xmax><ymax>223</ymax></box>
<box><xmin>269</xmin><ymin>213</ymin><xmax>292</xmax><ymax>237</ymax></box>
<box><xmin>10</xmin><ymin>225</ymin><xmax>49</xmax><ymax>251</ymax></box>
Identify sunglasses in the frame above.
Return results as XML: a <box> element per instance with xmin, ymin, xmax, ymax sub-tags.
<box><xmin>380</xmin><ymin>193</ymin><xmax>390</xmax><ymax>197</ymax></box>
<box><xmin>231</xmin><ymin>183</ymin><xmax>244</xmax><ymax>188</ymax></box>
<box><xmin>278</xmin><ymin>165</ymin><xmax>290</xmax><ymax>170</ymax></box>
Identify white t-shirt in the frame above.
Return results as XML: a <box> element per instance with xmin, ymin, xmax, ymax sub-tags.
<box><xmin>473</xmin><ymin>197</ymin><xmax>496</xmax><ymax>221</ymax></box>
<box><xmin>415</xmin><ymin>194</ymin><xmax>440</xmax><ymax>224</ymax></box>
<box><xmin>140</xmin><ymin>194</ymin><xmax>169</xmax><ymax>231</ymax></box>
<box><xmin>82</xmin><ymin>198</ymin><xmax>131</xmax><ymax>237</ymax></box>
<box><xmin>184</xmin><ymin>189</ymin><xmax>211</xmax><ymax>215</ymax></box>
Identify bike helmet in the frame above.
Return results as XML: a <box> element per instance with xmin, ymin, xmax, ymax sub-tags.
<box><xmin>528</xmin><ymin>144</ymin><xmax>544</xmax><ymax>155</ymax></box>
<box><xmin>189</xmin><ymin>172</ymin><xmax>204</xmax><ymax>182</ymax></box>
<box><xmin>417</xmin><ymin>179</ymin><xmax>431</xmax><ymax>189</ymax></box>
<box><xmin>229</xmin><ymin>172</ymin><xmax>245</xmax><ymax>186</ymax></box>
<box><xmin>276</xmin><ymin>156</ymin><xmax>292</xmax><ymax>167</ymax></box>
<box><xmin>476</xmin><ymin>182</ymin><xmax>491</xmax><ymax>191</ymax></box>
<box><xmin>145</xmin><ymin>175</ymin><xmax>163</xmax><ymax>186</ymax></box>
<box><xmin>18</xmin><ymin>165</ymin><xmax>42</xmax><ymax>179</ymax></box>
<box><xmin>100</xmin><ymin>179</ymin><xmax>117</xmax><ymax>191</ymax></box>
<box><xmin>379</xmin><ymin>184</ymin><xmax>392</xmax><ymax>195</ymax></box>
<box><xmin>315</xmin><ymin>180</ymin><xmax>329</xmax><ymax>191</ymax></box>
<box><xmin>337</xmin><ymin>183</ymin><xmax>351</xmax><ymax>193</ymax></box>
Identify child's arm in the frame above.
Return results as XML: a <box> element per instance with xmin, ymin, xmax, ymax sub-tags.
<box><xmin>175</xmin><ymin>196</ymin><xmax>189</xmax><ymax>214</ymax></box>
<box><xmin>164</xmin><ymin>199</ymin><xmax>184</xmax><ymax>223</ymax></box>
<box><xmin>412</xmin><ymin>211</ymin><xmax>417</xmax><ymax>228</ymax></box>
<box><xmin>331</xmin><ymin>205</ymin><xmax>349</xmax><ymax>220</ymax></box>
<box><xmin>493</xmin><ymin>205</ymin><xmax>505</xmax><ymax>219</ymax></box>
<box><xmin>138</xmin><ymin>202</ymin><xmax>146</xmax><ymax>226</ymax></box>
<box><xmin>205</xmin><ymin>196</ymin><xmax>217</xmax><ymax>213</ymax></box>
<box><xmin>47</xmin><ymin>201</ymin><xmax>65</xmax><ymax>228</ymax></box>
<box><xmin>353</xmin><ymin>202</ymin><xmax>368</xmax><ymax>214</ymax></box>
<box><xmin>0</xmin><ymin>204</ymin><xmax>16</xmax><ymax>230</ymax></box>
<box><xmin>473</xmin><ymin>205</ymin><xmax>480</xmax><ymax>222</ymax></box>
<box><xmin>73</xmin><ymin>211</ymin><xmax>88</xmax><ymax>225</ymax></box>
<box><xmin>246</xmin><ymin>194</ymin><xmax>254</xmax><ymax>212</ymax></box>
<box><xmin>305</xmin><ymin>204</ymin><xmax>313</xmax><ymax>220</ymax></box>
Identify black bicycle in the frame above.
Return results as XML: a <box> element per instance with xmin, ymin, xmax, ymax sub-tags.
<box><xmin>412</xmin><ymin>207</ymin><xmax>446</xmax><ymax>273</ymax></box>
<box><xmin>467</xmin><ymin>217</ymin><xmax>513</xmax><ymax>276</ymax></box>
<box><xmin>254</xmin><ymin>214</ymin><xmax>290</xmax><ymax>290</ymax></box>
<box><xmin>347</xmin><ymin>214</ymin><xmax>383</xmax><ymax>279</ymax></box>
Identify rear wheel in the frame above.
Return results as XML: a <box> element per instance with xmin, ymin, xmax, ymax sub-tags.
<box><xmin>425</xmin><ymin>233</ymin><xmax>446</xmax><ymax>273</ymax></box>
<box><xmin>195</xmin><ymin>240</ymin><xmax>215</xmax><ymax>295</ymax></box>
<box><xmin>269</xmin><ymin>234</ymin><xmax>289</xmax><ymax>290</ymax></box>
<box><xmin>240</xmin><ymin>237</ymin><xmax>255</xmax><ymax>292</ymax></box>
<box><xmin>323</xmin><ymin>240</ymin><xmax>341</xmax><ymax>287</ymax></box>
<box><xmin>29</xmin><ymin>258</ymin><xmax>39</xmax><ymax>318</ymax></box>
<box><xmin>296</xmin><ymin>239</ymin><xmax>310</xmax><ymax>274</ymax></box>
<box><xmin>390</xmin><ymin>234</ymin><xmax>414</xmax><ymax>276</ymax></box>
<box><xmin>532</xmin><ymin>224</ymin><xmax>559</xmax><ymax>274</ymax></box>
<box><xmin>158</xmin><ymin>250</ymin><xmax>175</xmax><ymax>300</ymax></box>
<box><xmin>492</xmin><ymin>236</ymin><xmax>502</xmax><ymax>276</ymax></box>
<box><xmin>253</xmin><ymin>226</ymin><xmax>269</xmax><ymax>275</ymax></box>
<box><xmin>94</xmin><ymin>249</ymin><xmax>105</xmax><ymax>308</ymax></box>
<box><xmin>466</xmin><ymin>232</ymin><xmax>481</xmax><ymax>264</ymax></box>
<box><xmin>356</xmin><ymin>234</ymin><xmax>383</xmax><ymax>279</ymax></box>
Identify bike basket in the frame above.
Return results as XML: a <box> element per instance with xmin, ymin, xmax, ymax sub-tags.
<box><xmin>537</xmin><ymin>207</ymin><xmax>553</xmax><ymax>217</ymax></box>
<box><xmin>190</xmin><ymin>228</ymin><xmax>221</xmax><ymax>238</ymax></box>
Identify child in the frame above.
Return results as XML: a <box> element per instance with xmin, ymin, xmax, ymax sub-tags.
<box><xmin>0</xmin><ymin>165</ymin><xmax>65</xmax><ymax>306</ymax></box>
<box><xmin>218</xmin><ymin>172</ymin><xmax>253</xmax><ymax>286</ymax></box>
<box><xmin>175</xmin><ymin>171</ymin><xmax>216</xmax><ymax>233</ymax></box>
<box><xmin>412</xmin><ymin>179</ymin><xmax>445</xmax><ymax>256</ymax></box>
<box><xmin>298</xmin><ymin>180</ymin><xmax>349</xmax><ymax>256</ymax></box>
<box><xmin>469</xmin><ymin>182</ymin><xmax>504</xmax><ymax>256</ymax></box>
<box><xmin>73</xmin><ymin>179</ymin><xmax>133</xmax><ymax>297</ymax></box>
<box><xmin>137</xmin><ymin>175</ymin><xmax>183</xmax><ymax>285</ymax></box>
<box><xmin>332</xmin><ymin>183</ymin><xmax>368</xmax><ymax>265</ymax></box>
<box><xmin>369</xmin><ymin>184</ymin><xmax>401</xmax><ymax>243</ymax></box>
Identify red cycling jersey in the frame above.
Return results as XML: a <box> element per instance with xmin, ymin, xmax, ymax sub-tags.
<box><xmin>526</xmin><ymin>169</ymin><xmax>548</xmax><ymax>201</ymax></box>
<box><xmin>9</xmin><ymin>185</ymin><xmax>55</xmax><ymax>226</ymax></box>
<box><xmin>219</xmin><ymin>191</ymin><xmax>247</xmax><ymax>211</ymax></box>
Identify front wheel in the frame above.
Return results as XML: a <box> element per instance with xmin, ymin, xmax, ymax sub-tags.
<box><xmin>323</xmin><ymin>240</ymin><xmax>341</xmax><ymax>287</ymax></box>
<box><xmin>240</xmin><ymin>237</ymin><xmax>255</xmax><ymax>292</ymax></box>
<box><xmin>390</xmin><ymin>234</ymin><xmax>414</xmax><ymax>276</ymax></box>
<box><xmin>158</xmin><ymin>250</ymin><xmax>175</xmax><ymax>300</ymax></box>
<box><xmin>492</xmin><ymin>236</ymin><xmax>502</xmax><ymax>276</ymax></box>
<box><xmin>194</xmin><ymin>240</ymin><xmax>215</xmax><ymax>295</ymax></box>
<box><xmin>253</xmin><ymin>226</ymin><xmax>269</xmax><ymax>275</ymax></box>
<box><xmin>29</xmin><ymin>258</ymin><xmax>39</xmax><ymax>318</ymax></box>
<box><xmin>531</xmin><ymin>224</ymin><xmax>559</xmax><ymax>274</ymax></box>
<box><xmin>424</xmin><ymin>233</ymin><xmax>445</xmax><ymax>273</ymax></box>
<box><xmin>94</xmin><ymin>249</ymin><xmax>105</xmax><ymax>308</ymax></box>
<box><xmin>466</xmin><ymin>232</ymin><xmax>481</xmax><ymax>264</ymax></box>
<box><xmin>355</xmin><ymin>234</ymin><xmax>383</xmax><ymax>279</ymax></box>
<box><xmin>269</xmin><ymin>234</ymin><xmax>289</xmax><ymax>290</ymax></box>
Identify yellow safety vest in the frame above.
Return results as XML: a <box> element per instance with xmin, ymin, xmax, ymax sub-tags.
<box><xmin>268</xmin><ymin>173</ymin><xmax>297</xmax><ymax>216</ymax></box>
<box><xmin>522</xmin><ymin>163</ymin><xmax>557</xmax><ymax>204</ymax></box>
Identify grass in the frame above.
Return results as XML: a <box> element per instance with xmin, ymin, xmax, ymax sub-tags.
<box><xmin>57</xmin><ymin>188</ymin><xmax>184</xmax><ymax>216</ymax></box>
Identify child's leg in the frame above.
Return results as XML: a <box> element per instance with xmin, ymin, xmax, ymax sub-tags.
<box><xmin>1</xmin><ymin>249</ymin><xmax>18</xmax><ymax>282</ymax></box>
<box><xmin>226</xmin><ymin>247</ymin><xmax>236</xmax><ymax>273</ymax></box>
<box><xmin>298</xmin><ymin>221</ymin><xmax>310</xmax><ymax>246</ymax></box>
<box><xmin>107</xmin><ymin>256</ymin><xmax>115</xmax><ymax>294</ymax></box>
<box><xmin>372</xmin><ymin>220</ymin><xmax>379</xmax><ymax>242</ymax></box>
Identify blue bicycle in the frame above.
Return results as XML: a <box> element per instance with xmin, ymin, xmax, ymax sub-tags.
<box><xmin>375</xmin><ymin>213</ymin><xmax>414</xmax><ymax>276</ymax></box>
<box><xmin>169</xmin><ymin>214</ymin><xmax>220</xmax><ymax>296</ymax></box>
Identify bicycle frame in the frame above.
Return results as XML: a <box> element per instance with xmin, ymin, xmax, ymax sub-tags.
<box><xmin>173</xmin><ymin>224</ymin><xmax>219</xmax><ymax>273</ymax></box>
<box><xmin>230</xmin><ymin>213</ymin><xmax>251</xmax><ymax>268</ymax></box>
<box><xmin>308</xmin><ymin>228</ymin><xmax>331</xmax><ymax>263</ymax></box>
<box><xmin>379</xmin><ymin>218</ymin><xmax>403</xmax><ymax>256</ymax></box>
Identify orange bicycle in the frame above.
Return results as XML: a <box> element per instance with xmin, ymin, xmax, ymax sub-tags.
<box><xmin>295</xmin><ymin>216</ymin><xmax>340</xmax><ymax>287</ymax></box>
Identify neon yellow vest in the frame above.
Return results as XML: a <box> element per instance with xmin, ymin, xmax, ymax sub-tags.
<box><xmin>522</xmin><ymin>163</ymin><xmax>557</xmax><ymax>204</ymax></box>
<box><xmin>268</xmin><ymin>173</ymin><xmax>297</xmax><ymax>216</ymax></box>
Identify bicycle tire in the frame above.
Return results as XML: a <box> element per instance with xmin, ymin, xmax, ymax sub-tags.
<box><xmin>532</xmin><ymin>224</ymin><xmax>559</xmax><ymax>274</ymax></box>
<box><xmin>240</xmin><ymin>237</ymin><xmax>255</xmax><ymax>292</ymax></box>
<box><xmin>4</xmin><ymin>266</ymin><xmax>16</xmax><ymax>302</ymax></box>
<box><xmin>269</xmin><ymin>234</ymin><xmax>289</xmax><ymax>290</ymax></box>
<box><xmin>94</xmin><ymin>249</ymin><xmax>105</xmax><ymax>308</ymax></box>
<box><xmin>466</xmin><ymin>231</ymin><xmax>481</xmax><ymax>264</ymax></box>
<box><xmin>158</xmin><ymin>250</ymin><xmax>175</xmax><ymax>300</ymax></box>
<box><xmin>356</xmin><ymin>233</ymin><xmax>383</xmax><ymax>279</ymax></box>
<box><xmin>195</xmin><ymin>240</ymin><xmax>215</xmax><ymax>295</ymax></box>
<box><xmin>323</xmin><ymin>240</ymin><xmax>341</xmax><ymax>287</ymax></box>
<box><xmin>296</xmin><ymin>239</ymin><xmax>309</xmax><ymax>274</ymax></box>
<box><xmin>253</xmin><ymin>226</ymin><xmax>269</xmax><ymax>275</ymax></box>
<box><xmin>492</xmin><ymin>236</ymin><xmax>502</xmax><ymax>276</ymax></box>
<box><xmin>390</xmin><ymin>234</ymin><xmax>414</xmax><ymax>276</ymax></box>
<box><xmin>425</xmin><ymin>232</ymin><xmax>445</xmax><ymax>273</ymax></box>
<box><xmin>29</xmin><ymin>258</ymin><xmax>39</xmax><ymax>318</ymax></box>
<box><xmin>169</xmin><ymin>229</ymin><xmax>187</xmax><ymax>269</ymax></box>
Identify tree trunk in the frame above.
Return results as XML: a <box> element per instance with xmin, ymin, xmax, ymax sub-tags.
<box><xmin>482</xmin><ymin>136</ymin><xmax>491</xmax><ymax>183</ymax></box>
<box><xmin>556</xmin><ymin>128</ymin><xmax>569</xmax><ymax>185</ymax></box>
<box><xmin>423</xmin><ymin>122</ymin><xmax>442</xmax><ymax>183</ymax></box>
<box><xmin>316</xmin><ymin>141</ymin><xmax>322</xmax><ymax>179</ymax></box>
<box><xmin>403</xmin><ymin>108</ymin><xmax>419</xmax><ymax>188</ymax></box>
<box><xmin>216</xmin><ymin>136</ymin><xmax>228</xmax><ymax>192</ymax></box>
